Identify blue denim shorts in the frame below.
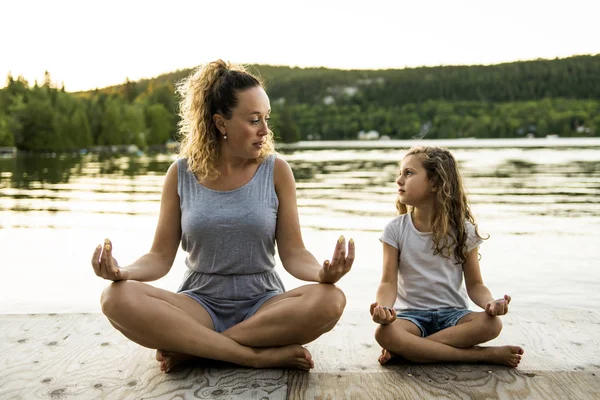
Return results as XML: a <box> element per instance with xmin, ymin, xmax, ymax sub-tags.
<box><xmin>396</xmin><ymin>308</ymin><xmax>472</xmax><ymax>337</ymax></box>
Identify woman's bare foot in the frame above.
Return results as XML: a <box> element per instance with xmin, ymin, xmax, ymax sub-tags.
<box><xmin>253</xmin><ymin>345</ymin><xmax>314</xmax><ymax>371</ymax></box>
<box><xmin>156</xmin><ymin>350</ymin><xmax>196</xmax><ymax>373</ymax></box>
<box><xmin>378</xmin><ymin>348</ymin><xmax>397</xmax><ymax>365</ymax></box>
<box><xmin>156</xmin><ymin>345</ymin><xmax>313</xmax><ymax>372</ymax></box>
<box><xmin>478</xmin><ymin>345</ymin><xmax>524</xmax><ymax>367</ymax></box>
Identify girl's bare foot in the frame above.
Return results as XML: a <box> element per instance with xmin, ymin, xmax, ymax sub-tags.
<box><xmin>253</xmin><ymin>345</ymin><xmax>314</xmax><ymax>371</ymax></box>
<box><xmin>478</xmin><ymin>345</ymin><xmax>524</xmax><ymax>368</ymax></box>
<box><xmin>156</xmin><ymin>350</ymin><xmax>195</xmax><ymax>373</ymax></box>
<box><xmin>378</xmin><ymin>348</ymin><xmax>397</xmax><ymax>365</ymax></box>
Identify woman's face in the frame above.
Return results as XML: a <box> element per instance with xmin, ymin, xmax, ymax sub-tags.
<box><xmin>221</xmin><ymin>86</ymin><xmax>271</xmax><ymax>159</ymax></box>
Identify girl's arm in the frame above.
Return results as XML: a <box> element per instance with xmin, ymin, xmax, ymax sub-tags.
<box><xmin>376</xmin><ymin>242</ymin><xmax>399</xmax><ymax>307</ymax></box>
<box><xmin>370</xmin><ymin>242</ymin><xmax>399</xmax><ymax>324</ymax></box>
<box><xmin>463</xmin><ymin>248</ymin><xmax>511</xmax><ymax>315</ymax></box>
<box><xmin>274</xmin><ymin>158</ymin><xmax>354</xmax><ymax>283</ymax></box>
<box><xmin>92</xmin><ymin>161</ymin><xmax>182</xmax><ymax>282</ymax></box>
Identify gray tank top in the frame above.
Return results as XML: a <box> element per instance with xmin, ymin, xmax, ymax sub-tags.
<box><xmin>176</xmin><ymin>154</ymin><xmax>285</xmax><ymax>300</ymax></box>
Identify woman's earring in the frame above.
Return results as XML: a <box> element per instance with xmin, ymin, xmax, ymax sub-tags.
<box><xmin>223</xmin><ymin>133</ymin><xmax>228</xmax><ymax>140</ymax></box>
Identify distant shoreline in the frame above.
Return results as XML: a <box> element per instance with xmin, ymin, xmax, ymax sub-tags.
<box><xmin>3</xmin><ymin>137</ymin><xmax>600</xmax><ymax>157</ymax></box>
<box><xmin>276</xmin><ymin>137</ymin><xmax>600</xmax><ymax>150</ymax></box>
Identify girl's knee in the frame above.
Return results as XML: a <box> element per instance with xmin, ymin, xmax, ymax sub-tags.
<box><xmin>375</xmin><ymin>324</ymin><xmax>396</xmax><ymax>349</ymax></box>
<box><xmin>476</xmin><ymin>314</ymin><xmax>502</xmax><ymax>340</ymax></box>
<box><xmin>487</xmin><ymin>315</ymin><xmax>503</xmax><ymax>338</ymax></box>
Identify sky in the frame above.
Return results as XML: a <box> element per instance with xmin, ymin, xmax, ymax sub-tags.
<box><xmin>1</xmin><ymin>0</ymin><xmax>599</xmax><ymax>92</ymax></box>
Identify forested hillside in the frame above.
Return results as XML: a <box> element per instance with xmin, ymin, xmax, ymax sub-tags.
<box><xmin>1</xmin><ymin>55</ymin><xmax>598</xmax><ymax>150</ymax></box>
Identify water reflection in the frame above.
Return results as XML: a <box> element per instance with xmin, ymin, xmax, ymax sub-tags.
<box><xmin>283</xmin><ymin>148</ymin><xmax>600</xmax><ymax>225</ymax></box>
<box><xmin>0</xmin><ymin>153</ymin><xmax>82</xmax><ymax>188</ymax></box>
<box><xmin>0</xmin><ymin>146</ymin><xmax>599</xmax><ymax>231</ymax></box>
<box><xmin>2</xmin><ymin>141</ymin><xmax>599</xmax><ymax>314</ymax></box>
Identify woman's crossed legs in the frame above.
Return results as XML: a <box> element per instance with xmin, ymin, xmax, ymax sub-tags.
<box><xmin>101</xmin><ymin>281</ymin><xmax>345</xmax><ymax>372</ymax></box>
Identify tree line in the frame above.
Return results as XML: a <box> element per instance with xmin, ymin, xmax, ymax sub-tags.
<box><xmin>1</xmin><ymin>55</ymin><xmax>598</xmax><ymax>150</ymax></box>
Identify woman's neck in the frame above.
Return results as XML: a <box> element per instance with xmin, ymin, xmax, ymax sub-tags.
<box><xmin>216</xmin><ymin>152</ymin><xmax>254</xmax><ymax>176</ymax></box>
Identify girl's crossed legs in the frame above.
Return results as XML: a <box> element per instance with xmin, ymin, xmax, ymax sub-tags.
<box><xmin>375</xmin><ymin>310</ymin><xmax>523</xmax><ymax>367</ymax></box>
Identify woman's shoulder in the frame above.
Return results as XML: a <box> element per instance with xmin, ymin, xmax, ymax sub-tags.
<box><xmin>167</xmin><ymin>159</ymin><xmax>182</xmax><ymax>175</ymax></box>
<box><xmin>273</xmin><ymin>154</ymin><xmax>292</xmax><ymax>181</ymax></box>
<box><xmin>160</xmin><ymin>159</ymin><xmax>181</xmax><ymax>186</ymax></box>
<box><xmin>271</xmin><ymin>153</ymin><xmax>285</xmax><ymax>167</ymax></box>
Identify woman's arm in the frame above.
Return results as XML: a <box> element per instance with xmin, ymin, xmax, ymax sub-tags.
<box><xmin>274</xmin><ymin>157</ymin><xmax>353</xmax><ymax>283</ymax></box>
<box><xmin>94</xmin><ymin>161</ymin><xmax>182</xmax><ymax>282</ymax></box>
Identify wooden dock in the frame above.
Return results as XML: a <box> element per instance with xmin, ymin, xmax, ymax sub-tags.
<box><xmin>1</xmin><ymin>310</ymin><xmax>599</xmax><ymax>399</ymax></box>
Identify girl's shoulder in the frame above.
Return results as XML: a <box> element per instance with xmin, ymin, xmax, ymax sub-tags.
<box><xmin>462</xmin><ymin>220</ymin><xmax>478</xmax><ymax>237</ymax></box>
<box><xmin>381</xmin><ymin>214</ymin><xmax>411</xmax><ymax>247</ymax></box>
<box><xmin>462</xmin><ymin>219</ymin><xmax>485</xmax><ymax>250</ymax></box>
<box><xmin>388</xmin><ymin>213</ymin><xmax>410</xmax><ymax>226</ymax></box>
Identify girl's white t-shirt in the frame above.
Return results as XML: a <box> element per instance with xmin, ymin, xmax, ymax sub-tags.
<box><xmin>380</xmin><ymin>213</ymin><xmax>483</xmax><ymax>311</ymax></box>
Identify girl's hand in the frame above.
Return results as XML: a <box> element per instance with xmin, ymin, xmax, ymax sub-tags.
<box><xmin>318</xmin><ymin>236</ymin><xmax>355</xmax><ymax>284</ymax></box>
<box><xmin>91</xmin><ymin>238</ymin><xmax>128</xmax><ymax>281</ymax></box>
<box><xmin>370</xmin><ymin>302</ymin><xmax>396</xmax><ymax>325</ymax></box>
<box><xmin>485</xmin><ymin>294</ymin><xmax>511</xmax><ymax>316</ymax></box>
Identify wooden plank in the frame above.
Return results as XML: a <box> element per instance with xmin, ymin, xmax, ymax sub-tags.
<box><xmin>0</xmin><ymin>313</ymin><xmax>288</xmax><ymax>399</ymax></box>
<box><xmin>1</xmin><ymin>311</ymin><xmax>599</xmax><ymax>399</ymax></box>
<box><xmin>287</xmin><ymin>370</ymin><xmax>600</xmax><ymax>400</ymax></box>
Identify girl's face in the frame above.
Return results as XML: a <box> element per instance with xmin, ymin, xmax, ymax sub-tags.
<box><xmin>396</xmin><ymin>155</ymin><xmax>434</xmax><ymax>207</ymax></box>
<box><xmin>221</xmin><ymin>86</ymin><xmax>271</xmax><ymax>159</ymax></box>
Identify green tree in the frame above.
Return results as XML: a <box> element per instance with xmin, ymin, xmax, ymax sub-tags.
<box><xmin>0</xmin><ymin>113</ymin><xmax>14</xmax><ymax>146</ymax></box>
<box><xmin>276</xmin><ymin>107</ymin><xmax>301</xmax><ymax>143</ymax></box>
<box><xmin>98</xmin><ymin>98</ymin><xmax>123</xmax><ymax>145</ymax></box>
<box><xmin>145</xmin><ymin>104</ymin><xmax>172</xmax><ymax>146</ymax></box>
<box><xmin>121</xmin><ymin>104</ymin><xmax>146</xmax><ymax>148</ymax></box>
<box><xmin>71</xmin><ymin>106</ymin><xmax>93</xmax><ymax>148</ymax></box>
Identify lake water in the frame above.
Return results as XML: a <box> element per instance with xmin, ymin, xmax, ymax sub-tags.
<box><xmin>1</xmin><ymin>138</ymin><xmax>599</xmax><ymax>314</ymax></box>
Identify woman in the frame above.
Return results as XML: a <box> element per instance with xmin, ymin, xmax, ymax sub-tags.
<box><xmin>91</xmin><ymin>60</ymin><xmax>355</xmax><ymax>372</ymax></box>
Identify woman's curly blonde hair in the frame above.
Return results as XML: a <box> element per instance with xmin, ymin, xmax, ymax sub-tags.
<box><xmin>396</xmin><ymin>146</ymin><xmax>487</xmax><ymax>264</ymax></box>
<box><xmin>176</xmin><ymin>59</ymin><xmax>275</xmax><ymax>180</ymax></box>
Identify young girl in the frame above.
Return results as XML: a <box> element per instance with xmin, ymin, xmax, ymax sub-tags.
<box><xmin>371</xmin><ymin>146</ymin><xmax>523</xmax><ymax>367</ymax></box>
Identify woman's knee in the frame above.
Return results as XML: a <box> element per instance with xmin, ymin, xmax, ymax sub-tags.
<box><xmin>323</xmin><ymin>284</ymin><xmax>346</xmax><ymax>319</ymax></box>
<box><xmin>100</xmin><ymin>280</ymin><xmax>137</xmax><ymax>318</ymax></box>
<box><xmin>309</xmin><ymin>284</ymin><xmax>346</xmax><ymax>323</ymax></box>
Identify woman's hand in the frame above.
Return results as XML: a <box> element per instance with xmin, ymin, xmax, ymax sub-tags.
<box><xmin>370</xmin><ymin>302</ymin><xmax>396</xmax><ymax>325</ymax></box>
<box><xmin>91</xmin><ymin>238</ymin><xmax>128</xmax><ymax>281</ymax></box>
<box><xmin>318</xmin><ymin>235</ymin><xmax>355</xmax><ymax>284</ymax></box>
<box><xmin>485</xmin><ymin>294</ymin><xmax>511</xmax><ymax>316</ymax></box>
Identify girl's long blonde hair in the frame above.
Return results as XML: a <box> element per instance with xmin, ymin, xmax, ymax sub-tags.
<box><xmin>176</xmin><ymin>60</ymin><xmax>275</xmax><ymax>180</ymax></box>
<box><xmin>396</xmin><ymin>146</ymin><xmax>486</xmax><ymax>264</ymax></box>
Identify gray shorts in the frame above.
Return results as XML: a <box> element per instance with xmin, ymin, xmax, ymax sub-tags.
<box><xmin>182</xmin><ymin>290</ymin><xmax>281</xmax><ymax>332</ymax></box>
